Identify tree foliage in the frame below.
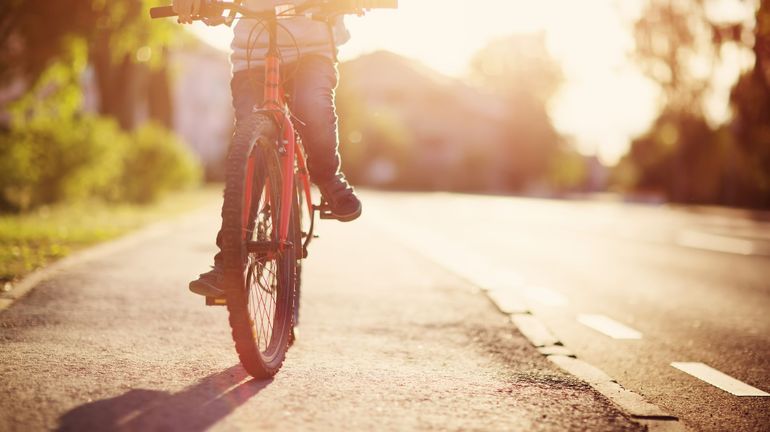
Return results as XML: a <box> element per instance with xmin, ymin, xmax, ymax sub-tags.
<box><xmin>1</xmin><ymin>0</ymin><xmax>173</xmax><ymax>86</ymax></box>
<box><xmin>621</xmin><ymin>0</ymin><xmax>770</xmax><ymax>207</ymax></box>
<box><xmin>1</xmin><ymin>0</ymin><xmax>176</xmax><ymax>130</ymax></box>
<box><xmin>633</xmin><ymin>0</ymin><xmax>751</xmax><ymax>115</ymax></box>
<box><xmin>470</xmin><ymin>33</ymin><xmax>564</xmax><ymax>105</ymax></box>
<box><xmin>470</xmin><ymin>33</ymin><xmax>586</xmax><ymax>191</ymax></box>
<box><xmin>0</xmin><ymin>0</ymin><xmax>201</xmax><ymax>212</ymax></box>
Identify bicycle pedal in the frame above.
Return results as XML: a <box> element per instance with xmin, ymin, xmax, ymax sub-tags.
<box><xmin>206</xmin><ymin>296</ymin><xmax>227</xmax><ymax>306</ymax></box>
<box><xmin>301</xmin><ymin>230</ymin><xmax>319</xmax><ymax>239</ymax></box>
<box><xmin>313</xmin><ymin>201</ymin><xmax>337</xmax><ymax>220</ymax></box>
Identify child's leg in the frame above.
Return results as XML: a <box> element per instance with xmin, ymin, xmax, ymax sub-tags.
<box><xmin>231</xmin><ymin>68</ymin><xmax>266</xmax><ymax>125</ymax></box>
<box><xmin>289</xmin><ymin>55</ymin><xmax>341</xmax><ymax>184</ymax></box>
<box><xmin>290</xmin><ymin>55</ymin><xmax>361</xmax><ymax>221</ymax></box>
<box><xmin>211</xmin><ymin>69</ymin><xmax>266</xmax><ymax>269</ymax></box>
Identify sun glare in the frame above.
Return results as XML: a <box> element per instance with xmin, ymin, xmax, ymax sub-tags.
<box><xmin>340</xmin><ymin>0</ymin><xmax>659</xmax><ymax>165</ymax></box>
<box><xmin>189</xmin><ymin>0</ymin><xmax>689</xmax><ymax>164</ymax></box>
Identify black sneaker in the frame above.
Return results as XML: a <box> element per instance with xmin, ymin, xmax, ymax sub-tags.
<box><xmin>189</xmin><ymin>267</ymin><xmax>224</xmax><ymax>298</ymax></box>
<box><xmin>317</xmin><ymin>173</ymin><xmax>362</xmax><ymax>222</ymax></box>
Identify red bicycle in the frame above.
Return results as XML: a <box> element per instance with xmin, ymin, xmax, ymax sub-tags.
<box><xmin>151</xmin><ymin>0</ymin><xmax>396</xmax><ymax>378</ymax></box>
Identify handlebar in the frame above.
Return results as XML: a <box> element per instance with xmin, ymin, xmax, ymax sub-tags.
<box><xmin>149</xmin><ymin>0</ymin><xmax>397</xmax><ymax>21</ymax></box>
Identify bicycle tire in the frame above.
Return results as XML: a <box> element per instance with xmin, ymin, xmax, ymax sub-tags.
<box><xmin>221</xmin><ymin>113</ymin><xmax>299</xmax><ymax>378</ymax></box>
<box><xmin>290</xmin><ymin>178</ymin><xmax>306</xmax><ymax>344</ymax></box>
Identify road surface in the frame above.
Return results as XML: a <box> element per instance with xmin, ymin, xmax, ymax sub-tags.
<box><xmin>1</xmin><ymin>191</ymin><xmax>768</xmax><ymax>431</ymax></box>
<box><xmin>365</xmin><ymin>191</ymin><xmax>770</xmax><ymax>432</ymax></box>
<box><xmin>1</xmin><ymin>197</ymin><xmax>641</xmax><ymax>432</ymax></box>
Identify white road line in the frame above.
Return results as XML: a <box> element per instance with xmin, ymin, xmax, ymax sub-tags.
<box><xmin>520</xmin><ymin>286</ymin><xmax>568</xmax><ymax>307</ymax></box>
<box><xmin>486</xmin><ymin>288</ymin><xmax>529</xmax><ymax>314</ymax></box>
<box><xmin>675</xmin><ymin>230</ymin><xmax>756</xmax><ymax>255</ymax></box>
<box><xmin>474</xmin><ymin>269</ymin><xmax>524</xmax><ymax>292</ymax></box>
<box><xmin>671</xmin><ymin>362</ymin><xmax>770</xmax><ymax>396</ymax></box>
<box><xmin>577</xmin><ymin>314</ymin><xmax>642</xmax><ymax>339</ymax></box>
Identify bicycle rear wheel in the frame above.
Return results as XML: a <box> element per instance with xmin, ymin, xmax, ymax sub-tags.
<box><xmin>221</xmin><ymin>114</ymin><xmax>297</xmax><ymax>378</ymax></box>
<box><xmin>290</xmin><ymin>177</ymin><xmax>308</xmax><ymax>343</ymax></box>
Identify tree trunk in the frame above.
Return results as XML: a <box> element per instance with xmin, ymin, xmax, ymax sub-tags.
<box><xmin>147</xmin><ymin>54</ymin><xmax>174</xmax><ymax>129</ymax></box>
<box><xmin>91</xmin><ymin>37</ymin><xmax>137</xmax><ymax>130</ymax></box>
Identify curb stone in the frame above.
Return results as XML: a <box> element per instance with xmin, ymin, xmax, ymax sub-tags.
<box><xmin>363</xmin><ymin>204</ymin><xmax>690</xmax><ymax>431</ymax></box>
<box><xmin>0</xmin><ymin>204</ymin><xmax>217</xmax><ymax>313</ymax></box>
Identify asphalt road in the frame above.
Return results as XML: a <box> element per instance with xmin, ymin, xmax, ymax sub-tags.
<box><xmin>0</xmin><ymin>199</ymin><xmax>644</xmax><ymax>432</ymax></box>
<box><xmin>365</xmin><ymin>191</ymin><xmax>770</xmax><ymax>432</ymax></box>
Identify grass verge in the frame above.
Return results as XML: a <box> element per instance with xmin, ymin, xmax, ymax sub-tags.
<box><xmin>0</xmin><ymin>185</ymin><xmax>221</xmax><ymax>286</ymax></box>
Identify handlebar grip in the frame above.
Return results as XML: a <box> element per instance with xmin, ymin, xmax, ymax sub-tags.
<box><xmin>150</xmin><ymin>6</ymin><xmax>177</xmax><ymax>19</ymax></box>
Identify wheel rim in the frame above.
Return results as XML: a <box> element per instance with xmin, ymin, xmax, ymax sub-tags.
<box><xmin>243</xmin><ymin>149</ymin><xmax>283</xmax><ymax>356</ymax></box>
<box><xmin>247</xmin><ymin>207</ymin><xmax>279</xmax><ymax>353</ymax></box>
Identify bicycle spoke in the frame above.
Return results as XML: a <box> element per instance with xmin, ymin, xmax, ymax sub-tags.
<box><xmin>248</xmin><ymin>269</ymin><xmax>265</xmax><ymax>348</ymax></box>
<box><xmin>241</xmin><ymin>179</ymin><xmax>280</xmax><ymax>351</ymax></box>
<box><xmin>259</xmin><ymin>264</ymin><xmax>277</xmax><ymax>291</ymax></box>
<box><xmin>254</xmin><ymin>269</ymin><xmax>275</xmax><ymax>350</ymax></box>
<box><xmin>256</xmin><ymin>294</ymin><xmax>268</xmax><ymax>349</ymax></box>
<box><xmin>247</xmin><ymin>256</ymin><xmax>277</xmax><ymax>352</ymax></box>
<box><xmin>228</xmin><ymin>140</ymin><xmax>296</xmax><ymax>365</ymax></box>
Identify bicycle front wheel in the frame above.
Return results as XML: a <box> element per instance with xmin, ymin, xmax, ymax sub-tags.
<box><xmin>221</xmin><ymin>114</ymin><xmax>297</xmax><ymax>378</ymax></box>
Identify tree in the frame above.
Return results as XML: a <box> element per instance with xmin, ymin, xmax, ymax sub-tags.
<box><xmin>728</xmin><ymin>2</ymin><xmax>770</xmax><ymax>206</ymax></box>
<box><xmin>633</xmin><ymin>0</ymin><xmax>750</xmax><ymax>116</ymax></box>
<box><xmin>470</xmin><ymin>33</ymin><xmax>580</xmax><ymax>191</ymax></box>
<box><xmin>621</xmin><ymin>0</ymin><xmax>770</xmax><ymax>207</ymax></box>
<box><xmin>470</xmin><ymin>32</ymin><xmax>563</xmax><ymax>105</ymax></box>
<box><xmin>0</xmin><ymin>0</ymin><xmax>176</xmax><ymax>129</ymax></box>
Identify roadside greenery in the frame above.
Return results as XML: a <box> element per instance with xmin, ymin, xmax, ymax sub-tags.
<box><xmin>619</xmin><ymin>0</ymin><xmax>770</xmax><ymax>208</ymax></box>
<box><xmin>0</xmin><ymin>0</ymin><xmax>208</xmax><ymax>285</ymax></box>
<box><xmin>0</xmin><ymin>112</ymin><xmax>201</xmax><ymax>211</ymax></box>
<box><xmin>0</xmin><ymin>39</ymin><xmax>200</xmax><ymax>212</ymax></box>
<box><xmin>0</xmin><ymin>186</ymin><xmax>220</xmax><ymax>283</ymax></box>
<box><xmin>0</xmin><ymin>2</ymin><xmax>201</xmax><ymax>212</ymax></box>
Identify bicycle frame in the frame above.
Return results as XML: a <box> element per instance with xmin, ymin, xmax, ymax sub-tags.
<box><xmin>250</xmin><ymin>19</ymin><xmax>315</xmax><ymax>252</ymax></box>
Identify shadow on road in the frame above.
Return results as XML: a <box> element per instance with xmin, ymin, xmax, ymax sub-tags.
<box><xmin>56</xmin><ymin>365</ymin><xmax>271</xmax><ymax>432</ymax></box>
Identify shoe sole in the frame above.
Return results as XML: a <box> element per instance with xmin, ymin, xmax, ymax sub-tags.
<box><xmin>332</xmin><ymin>204</ymin><xmax>362</xmax><ymax>222</ymax></box>
<box><xmin>189</xmin><ymin>281</ymin><xmax>225</xmax><ymax>298</ymax></box>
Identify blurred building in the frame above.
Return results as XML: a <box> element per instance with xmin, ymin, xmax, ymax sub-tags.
<box><xmin>170</xmin><ymin>41</ymin><xmax>233</xmax><ymax>180</ymax></box>
<box><xmin>338</xmin><ymin>51</ymin><xmax>511</xmax><ymax>192</ymax></box>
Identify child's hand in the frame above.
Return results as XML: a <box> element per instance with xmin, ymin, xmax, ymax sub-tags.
<box><xmin>350</xmin><ymin>1</ymin><xmax>370</xmax><ymax>15</ymax></box>
<box><xmin>173</xmin><ymin>0</ymin><xmax>202</xmax><ymax>24</ymax></box>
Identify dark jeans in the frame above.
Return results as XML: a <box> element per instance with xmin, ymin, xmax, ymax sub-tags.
<box><xmin>230</xmin><ymin>54</ymin><xmax>342</xmax><ymax>183</ymax></box>
<box><xmin>214</xmin><ymin>55</ymin><xmax>341</xmax><ymax>267</ymax></box>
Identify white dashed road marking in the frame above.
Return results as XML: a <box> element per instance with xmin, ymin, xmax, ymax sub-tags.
<box><xmin>671</xmin><ymin>362</ymin><xmax>770</xmax><ymax>396</ymax></box>
<box><xmin>369</xmin><ymin>199</ymin><xmax>680</xmax><ymax>425</ymax></box>
<box><xmin>577</xmin><ymin>314</ymin><xmax>643</xmax><ymax>340</ymax></box>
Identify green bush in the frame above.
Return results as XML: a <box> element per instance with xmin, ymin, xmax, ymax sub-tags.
<box><xmin>0</xmin><ymin>36</ymin><xmax>201</xmax><ymax>213</ymax></box>
<box><xmin>0</xmin><ymin>115</ymin><xmax>128</xmax><ymax>211</ymax></box>
<box><xmin>119</xmin><ymin>122</ymin><xmax>202</xmax><ymax>203</ymax></box>
<box><xmin>0</xmin><ymin>118</ymin><xmax>202</xmax><ymax>211</ymax></box>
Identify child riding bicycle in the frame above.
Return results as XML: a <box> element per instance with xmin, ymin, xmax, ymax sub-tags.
<box><xmin>174</xmin><ymin>0</ymin><xmax>364</xmax><ymax>298</ymax></box>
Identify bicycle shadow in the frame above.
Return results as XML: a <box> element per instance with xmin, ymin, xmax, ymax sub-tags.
<box><xmin>56</xmin><ymin>365</ymin><xmax>271</xmax><ymax>432</ymax></box>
